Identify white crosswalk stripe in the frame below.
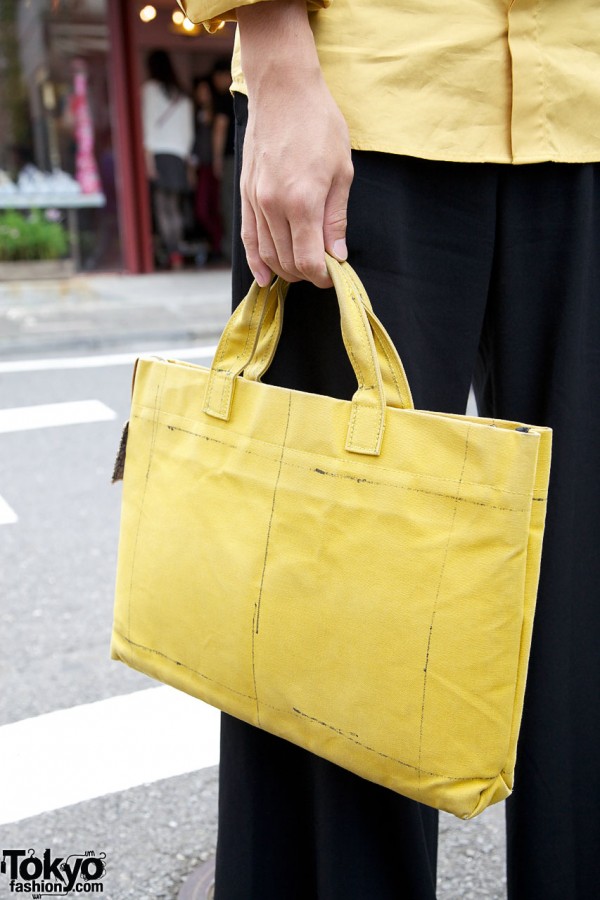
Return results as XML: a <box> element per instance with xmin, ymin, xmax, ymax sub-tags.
<box><xmin>0</xmin><ymin>687</ymin><xmax>220</xmax><ymax>825</ymax></box>
<box><xmin>0</xmin><ymin>345</ymin><xmax>217</xmax><ymax>374</ymax></box>
<box><xmin>0</xmin><ymin>400</ymin><xmax>118</xmax><ymax>524</ymax></box>
<box><xmin>0</xmin><ymin>494</ymin><xmax>18</xmax><ymax>524</ymax></box>
<box><xmin>0</xmin><ymin>400</ymin><xmax>116</xmax><ymax>434</ymax></box>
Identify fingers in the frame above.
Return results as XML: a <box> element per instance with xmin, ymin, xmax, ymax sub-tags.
<box><xmin>241</xmin><ymin>193</ymin><xmax>271</xmax><ymax>287</ymax></box>
<box><xmin>287</xmin><ymin>206</ymin><xmax>331</xmax><ymax>289</ymax></box>
<box><xmin>243</xmin><ymin>179</ymin><xmax>350</xmax><ymax>289</ymax></box>
<box><xmin>263</xmin><ymin>188</ymin><xmax>330</xmax><ymax>288</ymax></box>
<box><xmin>243</xmin><ymin>183</ymin><xmax>328</xmax><ymax>287</ymax></box>
<box><xmin>323</xmin><ymin>163</ymin><xmax>353</xmax><ymax>263</ymax></box>
<box><xmin>256</xmin><ymin>205</ymin><xmax>302</xmax><ymax>285</ymax></box>
<box><xmin>239</xmin><ymin>104</ymin><xmax>354</xmax><ymax>288</ymax></box>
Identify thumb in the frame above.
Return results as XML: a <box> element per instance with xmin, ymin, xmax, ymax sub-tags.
<box><xmin>323</xmin><ymin>177</ymin><xmax>350</xmax><ymax>262</ymax></box>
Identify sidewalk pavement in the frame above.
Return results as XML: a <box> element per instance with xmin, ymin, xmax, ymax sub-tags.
<box><xmin>0</xmin><ymin>268</ymin><xmax>232</xmax><ymax>359</ymax></box>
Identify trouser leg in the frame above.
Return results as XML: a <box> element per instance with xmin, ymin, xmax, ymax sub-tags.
<box><xmin>216</xmin><ymin>715</ymin><xmax>440</xmax><ymax>900</ymax></box>
<box><xmin>473</xmin><ymin>162</ymin><xmax>600</xmax><ymax>900</ymax></box>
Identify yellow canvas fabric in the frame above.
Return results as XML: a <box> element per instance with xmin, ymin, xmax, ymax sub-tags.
<box><xmin>181</xmin><ymin>0</ymin><xmax>600</xmax><ymax>163</ymax></box>
<box><xmin>112</xmin><ymin>258</ymin><xmax>552</xmax><ymax>819</ymax></box>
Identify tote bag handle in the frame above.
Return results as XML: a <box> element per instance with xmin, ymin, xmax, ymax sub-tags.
<box><xmin>245</xmin><ymin>259</ymin><xmax>414</xmax><ymax>414</ymax></box>
<box><xmin>204</xmin><ymin>256</ymin><xmax>414</xmax><ymax>456</ymax></box>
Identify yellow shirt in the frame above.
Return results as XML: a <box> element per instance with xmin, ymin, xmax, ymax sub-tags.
<box><xmin>181</xmin><ymin>1</ymin><xmax>600</xmax><ymax>164</ymax></box>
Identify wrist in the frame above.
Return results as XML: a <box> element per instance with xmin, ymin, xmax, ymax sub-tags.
<box><xmin>238</xmin><ymin>0</ymin><xmax>321</xmax><ymax>95</ymax></box>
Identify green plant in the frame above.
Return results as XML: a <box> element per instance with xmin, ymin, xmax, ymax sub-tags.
<box><xmin>0</xmin><ymin>209</ymin><xmax>69</xmax><ymax>262</ymax></box>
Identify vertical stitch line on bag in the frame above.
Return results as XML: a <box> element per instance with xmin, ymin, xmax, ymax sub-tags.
<box><xmin>127</xmin><ymin>369</ymin><xmax>166</xmax><ymax>640</ymax></box>
<box><xmin>417</xmin><ymin>425</ymin><xmax>471</xmax><ymax>789</ymax></box>
<box><xmin>251</xmin><ymin>391</ymin><xmax>293</xmax><ymax>724</ymax></box>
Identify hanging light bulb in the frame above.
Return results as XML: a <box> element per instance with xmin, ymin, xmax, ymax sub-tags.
<box><xmin>169</xmin><ymin>9</ymin><xmax>201</xmax><ymax>35</ymax></box>
<box><xmin>139</xmin><ymin>5</ymin><xmax>157</xmax><ymax>23</ymax></box>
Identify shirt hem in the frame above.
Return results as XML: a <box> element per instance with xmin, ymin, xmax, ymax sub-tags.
<box><xmin>347</xmin><ymin>138</ymin><xmax>600</xmax><ymax>165</ymax></box>
<box><xmin>231</xmin><ymin>86</ymin><xmax>600</xmax><ymax>165</ymax></box>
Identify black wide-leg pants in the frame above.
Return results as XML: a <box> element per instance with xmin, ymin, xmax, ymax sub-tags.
<box><xmin>214</xmin><ymin>94</ymin><xmax>600</xmax><ymax>899</ymax></box>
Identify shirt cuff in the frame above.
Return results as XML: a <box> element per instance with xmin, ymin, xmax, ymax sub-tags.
<box><xmin>178</xmin><ymin>1</ymin><xmax>331</xmax><ymax>34</ymax></box>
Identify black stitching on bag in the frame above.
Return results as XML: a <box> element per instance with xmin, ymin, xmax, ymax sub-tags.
<box><xmin>115</xmin><ymin>631</ymin><xmax>256</xmax><ymax>701</ymax></box>
<box><xmin>417</xmin><ymin>425</ymin><xmax>472</xmax><ymax>791</ymax></box>
<box><xmin>134</xmin><ymin>403</ymin><xmax>543</xmax><ymax>498</ymax></box>
<box><xmin>290</xmin><ymin>706</ymin><xmax>500</xmax><ymax>783</ymax></box>
<box><xmin>292</xmin><ymin>707</ymin><xmax>359</xmax><ymax>738</ymax></box>
<box><xmin>252</xmin><ymin>391</ymin><xmax>293</xmax><ymax>726</ymax></box>
<box><xmin>116</xmin><ymin>627</ymin><xmax>503</xmax><ymax>784</ymax></box>
<box><xmin>147</xmin><ymin>418</ymin><xmax>530</xmax><ymax>513</ymax></box>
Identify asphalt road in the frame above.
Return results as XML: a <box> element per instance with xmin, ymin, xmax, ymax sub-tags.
<box><xmin>0</xmin><ymin>344</ymin><xmax>506</xmax><ymax>899</ymax></box>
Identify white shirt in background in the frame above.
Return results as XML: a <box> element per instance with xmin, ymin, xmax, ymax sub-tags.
<box><xmin>142</xmin><ymin>80</ymin><xmax>194</xmax><ymax>159</ymax></box>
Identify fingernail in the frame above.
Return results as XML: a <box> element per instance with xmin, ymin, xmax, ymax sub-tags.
<box><xmin>254</xmin><ymin>270</ymin><xmax>270</xmax><ymax>287</ymax></box>
<box><xmin>332</xmin><ymin>239</ymin><xmax>347</xmax><ymax>261</ymax></box>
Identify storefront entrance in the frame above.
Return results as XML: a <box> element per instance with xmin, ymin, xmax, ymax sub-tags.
<box><xmin>0</xmin><ymin>0</ymin><xmax>234</xmax><ymax>275</ymax></box>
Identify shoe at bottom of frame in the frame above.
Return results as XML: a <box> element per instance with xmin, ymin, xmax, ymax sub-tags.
<box><xmin>178</xmin><ymin>856</ymin><xmax>215</xmax><ymax>900</ymax></box>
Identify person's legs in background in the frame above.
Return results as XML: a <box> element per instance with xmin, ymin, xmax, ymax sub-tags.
<box><xmin>153</xmin><ymin>186</ymin><xmax>184</xmax><ymax>269</ymax></box>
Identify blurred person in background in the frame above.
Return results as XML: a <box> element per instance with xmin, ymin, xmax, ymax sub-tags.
<box><xmin>142</xmin><ymin>49</ymin><xmax>194</xmax><ymax>270</ymax></box>
<box><xmin>191</xmin><ymin>75</ymin><xmax>222</xmax><ymax>263</ymax></box>
<box><xmin>211</xmin><ymin>58</ymin><xmax>235</xmax><ymax>262</ymax></box>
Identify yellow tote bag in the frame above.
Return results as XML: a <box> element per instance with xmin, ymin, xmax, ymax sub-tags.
<box><xmin>111</xmin><ymin>256</ymin><xmax>552</xmax><ymax>819</ymax></box>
